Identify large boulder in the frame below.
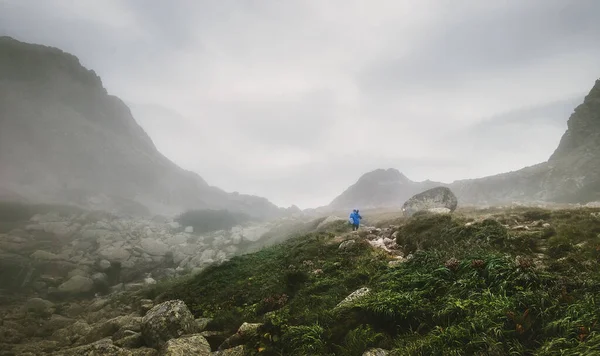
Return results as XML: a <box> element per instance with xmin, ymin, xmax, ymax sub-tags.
<box><xmin>160</xmin><ymin>334</ymin><xmax>211</xmax><ymax>355</ymax></box>
<box><xmin>402</xmin><ymin>186</ymin><xmax>458</xmax><ymax>217</ymax></box>
<box><xmin>51</xmin><ymin>338</ymin><xmax>133</xmax><ymax>356</ymax></box>
<box><xmin>57</xmin><ymin>275</ymin><xmax>94</xmax><ymax>295</ymax></box>
<box><xmin>141</xmin><ymin>300</ymin><xmax>197</xmax><ymax>349</ymax></box>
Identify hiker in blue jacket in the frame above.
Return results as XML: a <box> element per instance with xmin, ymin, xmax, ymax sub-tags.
<box><xmin>349</xmin><ymin>209</ymin><xmax>362</xmax><ymax>231</ymax></box>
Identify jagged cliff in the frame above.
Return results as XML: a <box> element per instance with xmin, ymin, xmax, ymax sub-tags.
<box><xmin>0</xmin><ymin>37</ymin><xmax>285</xmax><ymax>219</ymax></box>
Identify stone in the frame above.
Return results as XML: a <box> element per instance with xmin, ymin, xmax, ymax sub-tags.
<box><xmin>338</xmin><ymin>239</ymin><xmax>356</xmax><ymax>250</ymax></box>
<box><xmin>402</xmin><ymin>186</ymin><xmax>458</xmax><ymax>217</ymax></box>
<box><xmin>52</xmin><ymin>338</ymin><xmax>133</xmax><ymax>356</ymax></box>
<box><xmin>31</xmin><ymin>250</ymin><xmax>61</xmax><ymax>260</ymax></box>
<box><xmin>24</xmin><ymin>297</ymin><xmax>55</xmax><ymax>316</ymax></box>
<box><xmin>185</xmin><ymin>226</ymin><xmax>194</xmax><ymax>233</ymax></box>
<box><xmin>336</xmin><ymin>287</ymin><xmax>371</xmax><ymax>308</ymax></box>
<box><xmin>58</xmin><ymin>275</ymin><xmax>94</xmax><ymax>294</ymax></box>
<box><xmin>141</xmin><ymin>300</ymin><xmax>197</xmax><ymax>349</ymax></box>
<box><xmin>212</xmin><ymin>345</ymin><xmax>246</xmax><ymax>356</ymax></box>
<box><xmin>98</xmin><ymin>245</ymin><xmax>131</xmax><ymax>262</ymax></box>
<box><xmin>114</xmin><ymin>332</ymin><xmax>144</xmax><ymax>348</ymax></box>
<box><xmin>98</xmin><ymin>259</ymin><xmax>112</xmax><ymax>270</ymax></box>
<box><xmin>91</xmin><ymin>272</ymin><xmax>109</xmax><ymax>289</ymax></box>
<box><xmin>195</xmin><ymin>318</ymin><xmax>212</xmax><ymax>332</ymax></box>
<box><xmin>81</xmin><ymin>315</ymin><xmax>142</xmax><ymax>345</ymax></box>
<box><xmin>140</xmin><ymin>238</ymin><xmax>169</xmax><ymax>256</ymax></box>
<box><xmin>67</xmin><ymin>268</ymin><xmax>89</xmax><ymax>278</ymax></box>
<box><xmin>160</xmin><ymin>334</ymin><xmax>211</xmax><ymax>355</ymax></box>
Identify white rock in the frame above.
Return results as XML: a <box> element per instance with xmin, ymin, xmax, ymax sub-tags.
<box><xmin>98</xmin><ymin>259</ymin><xmax>112</xmax><ymax>270</ymax></box>
<box><xmin>185</xmin><ymin>226</ymin><xmax>194</xmax><ymax>233</ymax></box>
<box><xmin>98</xmin><ymin>245</ymin><xmax>131</xmax><ymax>262</ymax></box>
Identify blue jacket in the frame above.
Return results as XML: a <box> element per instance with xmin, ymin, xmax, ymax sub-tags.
<box><xmin>350</xmin><ymin>211</ymin><xmax>362</xmax><ymax>225</ymax></box>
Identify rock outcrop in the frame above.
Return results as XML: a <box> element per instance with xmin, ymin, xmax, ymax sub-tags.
<box><xmin>0</xmin><ymin>36</ymin><xmax>286</xmax><ymax>219</ymax></box>
<box><xmin>402</xmin><ymin>187</ymin><xmax>458</xmax><ymax>217</ymax></box>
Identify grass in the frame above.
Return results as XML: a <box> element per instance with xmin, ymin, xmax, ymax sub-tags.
<box><xmin>141</xmin><ymin>207</ymin><xmax>600</xmax><ymax>355</ymax></box>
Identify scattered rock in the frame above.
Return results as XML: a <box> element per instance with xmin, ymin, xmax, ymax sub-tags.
<box><xmin>141</xmin><ymin>300</ymin><xmax>197</xmax><ymax>349</ymax></box>
<box><xmin>160</xmin><ymin>334</ymin><xmax>211</xmax><ymax>355</ymax></box>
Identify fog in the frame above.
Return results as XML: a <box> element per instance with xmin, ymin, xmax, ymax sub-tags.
<box><xmin>1</xmin><ymin>0</ymin><xmax>600</xmax><ymax>208</ymax></box>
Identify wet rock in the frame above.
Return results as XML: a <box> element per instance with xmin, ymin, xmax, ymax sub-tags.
<box><xmin>160</xmin><ymin>334</ymin><xmax>211</xmax><ymax>355</ymax></box>
<box><xmin>141</xmin><ymin>300</ymin><xmax>197</xmax><ymax>349</ymax></box>
<box><xmin>402</xmin><ymin>186</ymin><xmax>458</xmax><ymax>217</ymax></box>
<box><xmin>58</xmin><ymin>275</ymin><xmax>94</xmax><ymax>295</ymax></box>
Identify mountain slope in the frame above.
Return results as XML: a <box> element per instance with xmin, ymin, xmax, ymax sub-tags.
<box><xmin>328</xmin><ymin>79</ymin><xmax>600</xmax><ymax>208</ymax></box>
<box><xmin>328</xmin><ymin>169</ymin><xmax>442</xmax><ymax>210</ymax></box>
<box><xmin>0</xmin><ymin>36</ymin><xmax>284</xmax><ymax>218</ymax></box>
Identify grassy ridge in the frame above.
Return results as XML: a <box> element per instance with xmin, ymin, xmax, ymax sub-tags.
<box><xmin>147</xmin><ymin>209</ymin><xmax>600</xmax><ymax>355</ymax></box>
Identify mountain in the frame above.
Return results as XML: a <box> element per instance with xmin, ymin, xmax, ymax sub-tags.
<box><xmin>328</xmin><ymin>168</ymin><xmax>442</xmax><ymax>210</ymax></box>
<box><xmin>0</xmin><ymin>36</ymin><xmax>286</xmax><ymax>219</ymax></box>
<box><xmin>328</xmin><ymin>79</ymin><xmax>600</xmax><ymax>209</ymax></box>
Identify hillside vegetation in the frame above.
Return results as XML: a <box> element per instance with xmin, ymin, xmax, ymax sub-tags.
<box><xmin>145</xmin><ymin>207</ymin><xmax>600</xmax><ymax>355</ymax></box>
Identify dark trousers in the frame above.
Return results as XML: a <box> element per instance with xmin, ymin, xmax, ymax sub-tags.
<box><xmin>352</xmin><ymin>224</ymin><xmax>359</xmax><ymax>231</ymax></box>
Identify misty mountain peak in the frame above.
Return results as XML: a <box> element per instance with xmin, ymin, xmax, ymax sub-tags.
<box><xmin>549</xmin><ymin>78</ymin><xmax>600</xmax><ymax>161</ymax></box>
<box><xmin>357</xmin><ymin>168</ymin><xmax>411</xmax><ymax>184</ymax></box>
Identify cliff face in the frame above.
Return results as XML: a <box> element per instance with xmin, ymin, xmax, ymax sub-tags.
<box><xmin>0</xmin><ymin>37</ymin><xmax>284</xmax><ymax>218</ymax></box>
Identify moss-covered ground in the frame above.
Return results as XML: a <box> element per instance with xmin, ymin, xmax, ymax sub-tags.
<box><xmin>145</xmin><ymin>208</ymin><xmax>600</xmax><ymax>355</ymax></box>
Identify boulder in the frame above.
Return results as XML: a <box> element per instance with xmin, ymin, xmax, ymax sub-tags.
<box><xmin>52</xmin><ymin>338</ymin><xmax>133</xmax><ymax>356</ymax></box>
<box><xmin>98</xmin><ymin>245</ymin><xmax>131</xmax><ymax>262</ymax></box>
<box><xmin>160</xmin><ymin>334</ymin><xmax>211</xmax><ymax>355</ymax></box>
<box><xmin>31</xmin><ymin>250</ymin><xmax>61</xmax><ymax>260</ymax></box>
<box><xmin>24</xmin><ymin>297</ymin><xmax>55</xmax><ymax>316</ymax></box>
<box><xmin>184</xmin><ymin>226</ymin><xmax>194</xmax><ymax>233</ymax></box>
<box><xmin>141</xmin><ymin>300</ymin><xmax>197</xmax><ymax>349</ymax></box>
<box><xmin>336</xmin><ymin>287</ymin><xmax>371</xmax><ymax>309</ymax></box>
<box><xmin>402</xmin><ymin>186</ymin><xmax>458</xmax><ymax>217</ymax></box>
<box><xmin>140</xmin><ymin>238</ymin><xmax>169</xmax><ymax>256</ymax></box>
<box><xmin>98</xmin><ymin>259</ymin><xmax>112</xmax><ymax>270</ymax></box>
<box><xmin>57</xmin><ymin>275</ymin><xmax>94</xmax><ymax>294</ymax></box>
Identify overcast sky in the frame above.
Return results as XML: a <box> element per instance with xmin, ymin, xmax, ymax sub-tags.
<box><xmin>2</xmin><ymin>0</ymin><xmax>600</xmax><ymax>208</ymax></box>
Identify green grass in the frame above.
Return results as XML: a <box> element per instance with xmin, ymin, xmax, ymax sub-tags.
<box><xmin>143</xmin><ymin>208</ymin><xmax>600</xmax><ymax>355</ymax></box>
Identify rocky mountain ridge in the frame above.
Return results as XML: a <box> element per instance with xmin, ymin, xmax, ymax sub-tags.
<box><xmin>0</xmin><ymin>36</ymin><xmax>288</xmax><ymax>219</ymax></box>
<box><xmin>328</xmin><ymin>79</ymin><xmax>600</xmax><ymax>210</ymax></box>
